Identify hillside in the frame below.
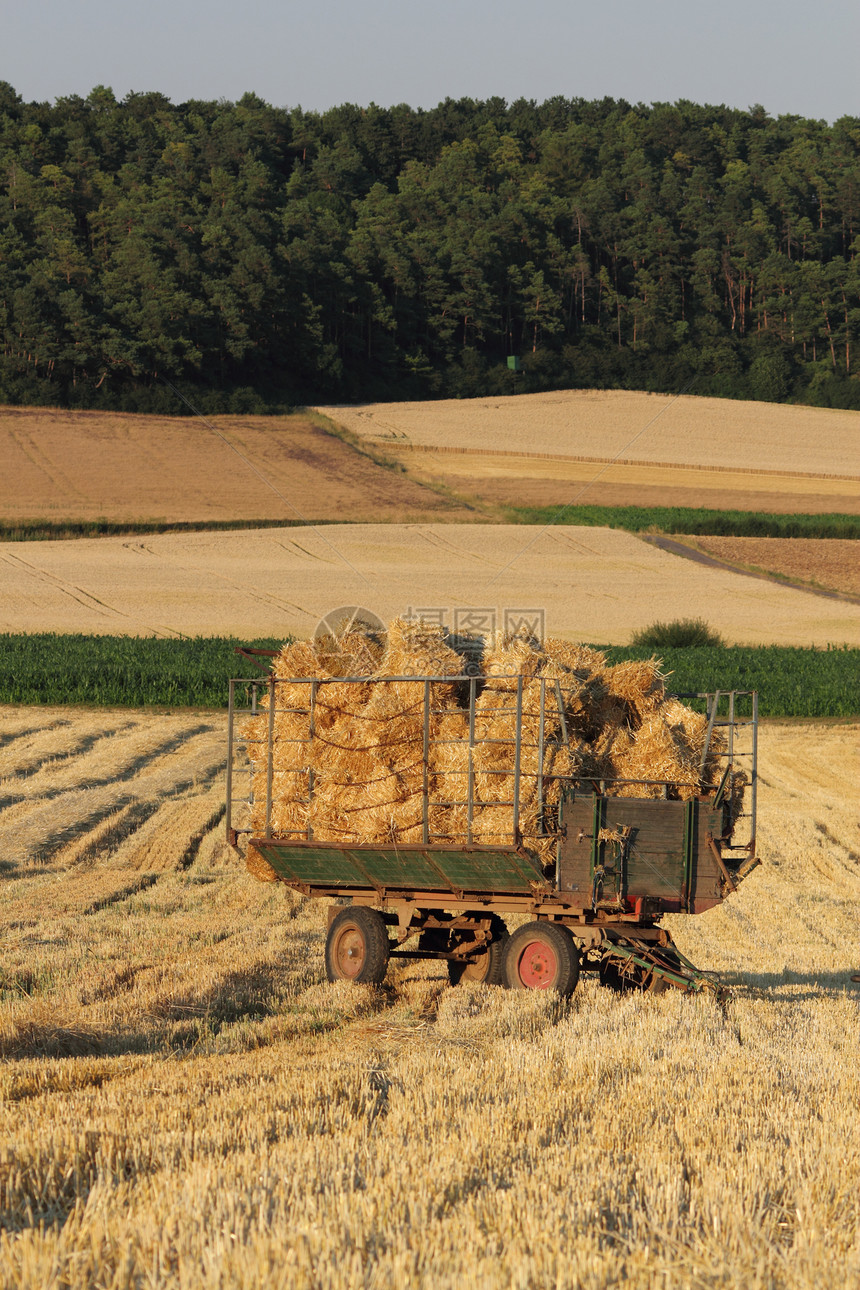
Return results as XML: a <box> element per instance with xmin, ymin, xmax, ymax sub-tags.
<box><xmin>0</xmin><ymin>408</ymin><xmax>467</xmax><ymax>524</ymax></box>
<box><xmin>318</xmin><ymin>390</ymin><xmax>860</xmax><ymax>515</ymax></box>
<box><xmin>3</xmin><ymin>92</ymin><xmax>860</xmax><ymax>411</ymax></box>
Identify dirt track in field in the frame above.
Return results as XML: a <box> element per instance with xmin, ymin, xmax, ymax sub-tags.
<box><xmin>673</xmin><ymin>536</ymin><xmax>860</xmax><ymax>599</ymax></box>
<box><xmin>2</xmin><ymin>523</ymin><xmax>860</xmax><ymax>646</ymax></box>
<box><xmin>0</xmin><ymin>406</ymin><xmax>470</xmax><ymax>523</ymax></box>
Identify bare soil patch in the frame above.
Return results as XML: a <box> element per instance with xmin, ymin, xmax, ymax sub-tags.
<box><xmin>677</xmin><ymin>536</ymin><xmax>860</xmax><ymax>598</ymax></box>
<box><xmin>318</xmin><ymin>390</ymin><xmax>860</xmax><ymax>477</ymax></box>
<box><xmin>0</xmin><ymin>406</ymin><xmax>471</xmax><ymax>524</ymax></box>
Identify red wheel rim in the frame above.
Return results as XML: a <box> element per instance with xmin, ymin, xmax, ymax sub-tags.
<box><xmin>333</xmin><ymin>925</ymin><xmax>366</xmax><ymax>979</ymax></box>
<box><xmin>516</xmin><ymin>940</ymin><xmax>557</xmax><ymax>989</ymax></box>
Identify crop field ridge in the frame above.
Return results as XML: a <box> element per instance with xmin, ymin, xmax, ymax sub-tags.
<box><xmin>0</xmin><ymin>711</ymin><xmax>858</xmax><ymax>1287</ymax></box>
<box><xmin>389</xmin><ymin>439</ymin><xmax>860</xmax><ymax>482</ymax></box>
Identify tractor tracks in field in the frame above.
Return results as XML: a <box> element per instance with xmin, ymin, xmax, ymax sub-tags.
<box><xmin>0</xmin><ymin>713</ymin><xmax>227</xmax><ymax>874</ymax></box>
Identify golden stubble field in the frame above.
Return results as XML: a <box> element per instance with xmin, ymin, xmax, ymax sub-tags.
<box><xmin>318</xmin><ymin>390</ymin><xmax>860</xmax><ymax>474</ymax></box>
<box><xmin>0</xmin><ymin>709</ymin><xmax>858</xmax><ymax>1289</ymax></box>
<box><xmin>317</xmin><ymin>390</ymin><xmax>860</xmax><ymax>515</ymax></box>
<box><xmin>2</xmin><ymin>396</ymin><xmax>858</xmax><ymax>611</ymax></box>
<box><xmin>3</xmin><ymin>523</ymin><xmax>860</xmax><ymax>645</ymax></box>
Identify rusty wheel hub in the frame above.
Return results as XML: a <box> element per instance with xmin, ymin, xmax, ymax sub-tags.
<box><xmin>333</xmin><ymin>925</ymin><xmax>366</xmax><ymax>979</ymax></box>
<box><xmin>516</xmin><ymin>940</ymin><xmax>557</xmax><ymax>989</ymax></box>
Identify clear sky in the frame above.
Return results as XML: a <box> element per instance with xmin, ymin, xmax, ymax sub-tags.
<box><xmin>5</xmin><ymin>0</ymin><xmax>859</xmax><ymax>122</ymax></box>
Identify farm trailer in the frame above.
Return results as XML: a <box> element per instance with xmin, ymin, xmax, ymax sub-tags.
<box><xmin>226</xmin><ymin>671</ymin><xmax>758</xmax><ymax>998</ymax></box>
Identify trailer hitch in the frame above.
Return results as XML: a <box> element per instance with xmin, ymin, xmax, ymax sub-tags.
<box><xmin>601</xmin><ymin>939</ymin><xmax>728</xmax><ymax>1001</ymax></box>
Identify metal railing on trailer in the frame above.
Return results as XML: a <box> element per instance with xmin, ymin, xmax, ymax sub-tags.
<box><xmin>226</xmin><ymin>676</ymin><xmax>757</xmax><ymax>858</ymax></box>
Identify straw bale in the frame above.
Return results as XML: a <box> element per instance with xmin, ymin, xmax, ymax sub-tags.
<box><xmin>603</xmin><ymin>658</ymin><xmax>666</xmax><ymax>721</ymax></box>
<box><xmin>383</xmin><ymin>617</ymin><xmax>462</xmax><ymax>684</ymax></box>
<box><xmin>314</xmin><ymin>622</ymin><xmax>460</xmax><ymax>843</ymax></box>
<box><xmin>541</xmin><ymin>639</ymin><xmax>607</xmax><ymax>678</ymax></box>
<box><xmin>609</xmin><ymin>700</ymin><xmax>726</xmax><ymax>800</ymax></box>
<box><xmin>309</xmin><ymin>621</ymin><xmax>466</xmax><ymax>846</ymax></box>
<box><xmin>660</xmin><ymin>697</ymin><xmax>726</xmax><ymax>791</ymax></box>
<box><xmin>467</xmin><ymin>636</ymin><xmax>579</xmax><ymax>860</ymax></box>
<box><xmin>243</xmin><ymin>632</ymin><xmax>385</xmax><ymax>844</ymax></box>
<box><xmin>246</xmin><ymin>845</ymin><xmax>278</xmax><ymax>883</ymax></box>
<box><xmin>429</xmin><ymin>711</ymin><xmax>472</xmax><ymax>843</ymax></box>
<box><xmin>611</xmin><ymin>714</ymin><xmax>693</xmax><ymax>799</ymax></box>
<box><xmin>238</xmin><ymin>618</ymin><xmax>745</xmax><ymax>878</ymax></box>
<box><xmin>315</xmin><ymin>628</ymin><xmax>384</xmax><ymax>678</ymax></box>
<box><xmin>482</xmin><ymin>634</ymin><xmax>545</xmax><ymax>691</ymax></box>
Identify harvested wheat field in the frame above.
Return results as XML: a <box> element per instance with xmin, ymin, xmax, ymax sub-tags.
<box><xmin>320</xmin><ymin>390</ymin><xmax>860</xmax><ymax>474</ymax></box>
<box><xmin>0</xmin><ymin>708</ymin><xmax>858</xmax><ymax>1289</ymax></box>
<box><xmin>318</xmin><ymin>391</ymin><xmax>860</xmax><ymax>514</ymax></box>
<box><xmin>0</xmin><ymin>406</ymin><xmax>466</xmax><ymax>524</ymax></box>
<box><xmin>393</xmin><ymin>447</ymin><xmax>860</xmax><ymax>514</ymax></box>
<box><xmin>674</xmin><ymin>536</ymin><xmax>860</xmax><ymax>599</ymax></box>
<box><xmin>2</xmin><ymin>523</ymin><xmax>860</xmax><ymax>646</ymax></box>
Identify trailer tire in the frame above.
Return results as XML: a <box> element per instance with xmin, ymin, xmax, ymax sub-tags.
<box><xmin>503</xmin><ymin>922</ymin><xmax>580</xmax><ymax>996</ymax></box>
<box><xmin>325</xmin><ymin>907</ymin><xmax>390</xmax><ymax>985</ymax></box>
<box><xmin>448</xmin><ymin>917</ymin><xmax>509</xmax><ymax>986</ymax></box>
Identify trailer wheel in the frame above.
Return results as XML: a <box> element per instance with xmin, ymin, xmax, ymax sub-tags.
<box><xmin>325</xmin><ymin>907</ymin><xmax>390</xmax><ymax>985</ymax></box>
<box><xmin>503</xmin><ymin>922</ymin><xmax>580</xmax><ymax>996</ymax></box>
<box><xmin>448</xmin><ymin>917</ymin><xmax>509</xmax><ymax>986</ymax></box>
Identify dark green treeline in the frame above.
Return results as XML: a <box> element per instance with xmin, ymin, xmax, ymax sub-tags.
<box><xmin>2</xmin><ymin>83</ymin><xmax>860</xmax><ymax>412</ymax></box>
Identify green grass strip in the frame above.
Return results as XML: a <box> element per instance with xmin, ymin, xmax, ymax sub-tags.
<box><xmin>3</xmin><ymin>507</ymin><xmax>858</xmax><ymax>542</ymax></box>
<box><xmin>0</xmin><ymin>519</ymin><xmax>341</xmax><ymax>542</ymax></box>
<box><xmin>603</xmin><ymin>645</ymin><xmax>860</xmax><ymax>718</ymax></box>
<box><xmin>0</xmin><ymin>635</ymin><xmax>283</xmax><ymax>708</ymax></box>
<box><xmin>0</xmin><ymin>635</ymin><xmax>857</xmax><ymax>717</ymax></box>
<box><xmin>504</xmin><ymin>504</ymin><xmax>860</xmax><ymax>538</ymax></box>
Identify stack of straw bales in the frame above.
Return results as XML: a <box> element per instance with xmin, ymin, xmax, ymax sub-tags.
<box><xmin>242</xmin><ymin>619</ymin><xmax>466</xmax><ymax>851</ymax></box>
<box><xmin>242</xmin><ymin>620</ymin><xmax>733</xmax><ymax>875</ymax></box>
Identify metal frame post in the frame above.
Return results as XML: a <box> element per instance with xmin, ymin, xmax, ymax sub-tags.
<box><xmin>265</xmin><ymin>675</ymin><xmax>276</xmax><ymax>838</ymax></box>
<box><xmin>749</xmin><ymin>690</ymin><xmax>758</xmax><ymax>857</ymax></box>
<box><xmin>512</xmin><ymin>676</ymin><xmax>523</xmax><ymax>840</ymax></box>
<box><xmin>307</xmin><ymin>679</ymin><xmax>317</xmax><ymax>841</ymax></box>
<box><xmin>467</xmin><ymin>676</ymin><xmax>476</xmax><ymax>844</ymax></box>
<box><xmin>537</xmin><ymin>678</ymin><xmax>546</xmax><ymax>834</ymax></box>
<box><xmin>226</xmin><ymin>679</ymin><xmax>236</xmax><ymax>838</ymax></box>
<box><xmin>699</xmin><ymin>690</ymin><xmax>721</xmax><ymax>780</ymax></box>
<box><xmin>422</xmin><ymin>679</ymin><xmax>430</xmax><ymax>845</ymax></box>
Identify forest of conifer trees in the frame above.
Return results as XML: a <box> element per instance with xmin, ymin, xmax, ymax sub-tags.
<box><xmin>2</xmin><ymin>82</ymin><xmax>860</xmax><ymax>411</ymax></box>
